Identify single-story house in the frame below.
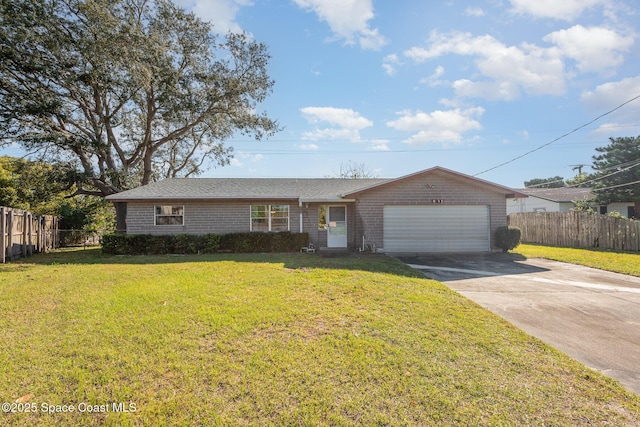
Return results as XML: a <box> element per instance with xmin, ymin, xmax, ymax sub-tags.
<box><xmin>507</xmin><ymin>187</ymin><xmax>636</xmax><ymax>218</ymax></box>
<box><xmin>106</xmin><ymin>166</ymin><xmax>527</xmax><ymax>253</ymax></box>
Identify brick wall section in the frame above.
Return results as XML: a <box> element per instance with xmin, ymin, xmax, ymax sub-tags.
<box><xmin>350</xmin><ymin>171</ymin><xmax>508</xmax><ymax>251</ymax></box>
<box><xmin>126</xmin><ymin>200</ymin><xmax>303</xmax><ymax>235</ymax></box>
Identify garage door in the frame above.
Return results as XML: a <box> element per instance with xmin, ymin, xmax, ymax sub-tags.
<box><xmin>383</xmin><ymin>205</ymin><xmax>490</xmax><ymax>253</ymax></box>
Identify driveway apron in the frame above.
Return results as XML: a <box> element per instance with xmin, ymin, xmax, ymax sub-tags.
<box><xmin>398</xmin><ymin>253</ymin><xmax>640</xmax><ymax>395</ymax></box>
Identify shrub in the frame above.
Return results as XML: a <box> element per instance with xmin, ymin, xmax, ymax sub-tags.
<box><xmin>101</xmin><ymin>232</ymin><xmax>309</xmax><ymax>255</ymax></box>
<box><xmin>494</xmin><ymin>226</ymin><xmax>521</xmax><ymax>252</ymax></box>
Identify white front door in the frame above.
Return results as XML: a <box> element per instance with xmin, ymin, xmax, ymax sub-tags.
<box><xmin>327</xmin><ymin>205</ymin><xmax>347</xmax><ymax>248</ymax></box>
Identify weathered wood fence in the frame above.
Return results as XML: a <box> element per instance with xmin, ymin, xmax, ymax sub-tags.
<box><xmin>508</xmin><ymin>211</ymin><xmax>640</xmax><ymax>251</ymax></box>
<box><xmin>1</xmin><ymin>207</ymin><xmax>60</xmax><ymax>263</ymax></box>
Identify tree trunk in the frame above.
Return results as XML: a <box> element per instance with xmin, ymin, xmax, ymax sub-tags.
<box><xmin>114</xmin><ymin>202</ymin><xmax>127</xmax><ymax>234</ymax></box>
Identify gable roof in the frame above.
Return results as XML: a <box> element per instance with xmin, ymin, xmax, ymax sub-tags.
<box><xmin>343</xmin><ymin>166</ymin><xmax>528</xmax><ymax>198</ymax></box>
<box><xmin>516</xmin><ymin>187</ymin><xmax>594</xmax><ymax>203</ymax></box>
<box><xmin>106</xmin><ymin>166</ymin><xmax>527</xmax><ymax>202</ymax></box>
<box><xmin>106</xmin><ymin>177</ymin><xmax>388</xmax><ymax>202</ymax></box>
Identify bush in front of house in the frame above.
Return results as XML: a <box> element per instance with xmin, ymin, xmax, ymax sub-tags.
<box><xmin>100</xmin><ymin>232</ymin><xmax>309</xmax><ymax>255</ymax></box>
<box><xmin>494</xmin><ymin>226</ymin><xmax>522</xmax><ymax>252</ymax></box>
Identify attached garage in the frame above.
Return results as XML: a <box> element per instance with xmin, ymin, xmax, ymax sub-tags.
<box><xmin>383</xmin><ymin>205</ymin><xmax>490</xmax><ymax>253</ymax></box>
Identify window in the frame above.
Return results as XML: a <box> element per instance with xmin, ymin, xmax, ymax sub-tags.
<box><xmin>251</xmin><ymin>205</ymin><xmax>289</xmax><ymax>231</ymax></box>
<box><xmin>318</xmin><ymin>205</ymin><xmax>327</xmax><ymax>230</ymax></box>
<box><xmin>155</xmin><ymin>205</ymin><xmax>184</xmax><ymax>225</ymax></box>
<box><xmin>251</xmin><ymin>205</ymin><xmax>268</xmax><ymax>231</ymax></box>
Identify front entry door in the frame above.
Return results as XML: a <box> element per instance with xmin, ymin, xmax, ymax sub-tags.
<box><xmin>327</xmin><ymin>205</ymin><xmax>347</xmax><ymax>248</ymax></box>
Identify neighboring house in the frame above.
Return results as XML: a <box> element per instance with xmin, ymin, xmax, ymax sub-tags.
<box><xmin>507</xmin><ymin>187</ymin><xmax>636</xmax><ymax>218</ymax></box>
<box><xmin>106</xmin><ymin>166</ymin><xmax>527</xmax><ymax>253</ymax></box>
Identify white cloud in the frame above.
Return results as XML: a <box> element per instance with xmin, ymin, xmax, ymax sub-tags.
<box><xmin>419</xmin><ymin>65</ymin><xmax>446</xmax><ymax>87</ymax></box>
<box><xmin>452</xmin><ymin>79</ymin><xmax>521</xmax><ymax>101</ymax></box>
<box><xmin>368</xmin><ymin>139</ymin><xmax>390</xmax><ymax>151</ymax></box>
<box><xmin>382</xmin><ymin>54</ymin><xmax>400</xmax><ymax>76</ymax></box>
<box><xmin>509</xmin><ymin>0</ymin><xmax>608</xmax><ymax>21</ymax></box>
<box><xmin>404</xmin><ymin>31</ymin><xmax>566</xmax><ymax>99</ymax></box>
<box><xmin>293</xmin><ymin>0</ymin><xmax>387</xmax><ymax>50</ymax></box>
<box><xmin>232</xmin><ymin>152</ymin><xmax>264</xmax><ymax>166</ymax></box>
<box><xmin>177</xmin><ymin>0</ymin><xmax>253</xmax><ymax>33</ymax></box>
<box><xmin>465</xmin><ymin>7</ymin><xmax>485</xmax><ymax>17</ymax></box>
<box><xmin>581</xmin><ymin>76</ymin><xmax>640</xmax><ymax>135</ymax></box>
<box><xmin>544</xmin><ymin>25</ymin><xmax>633</xmax><ymax>73</ymax></box>
<box><xmin>582</xmin><ymin>76</ymin><xmax>640</xmax><ymax>108</ymax></box>
<box><xmin>299</xmin><ymin>143</ymin><xmax>320</xmax><ymax>150</ymax></box>
<box><xmin>301</xmin><ymin>107</ymin><xmax>373</xmax><ymax>141</ymax></box>
<box><xmin>386</xmin><ymin>107</ymin><xmax>484</xmax><ymax>145</ymax></box>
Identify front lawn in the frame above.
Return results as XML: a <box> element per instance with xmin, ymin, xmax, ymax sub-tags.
<box><xmin>515</xmin><ymin>243</ymin><xmax>640</xmax><ymax>277</ymax></box>
<box><xmin>1</xmin><ymin>249</ymin><xmax>639</xmax><ymax>426</ymax></box>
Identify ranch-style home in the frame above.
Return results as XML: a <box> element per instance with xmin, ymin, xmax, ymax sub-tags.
<box><xmin>106</xmin><ymin>166</ymin><xmax>527</xmax><ymax>253</ymax></box>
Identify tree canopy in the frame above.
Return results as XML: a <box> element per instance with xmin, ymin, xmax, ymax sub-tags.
<box><xmin>0</xmin><ymin>0</ymin><xmax>279</xmax><ymax>198</ymax></box>
<box><xmin>591</xmin><ymin>136</ymin><xmax>640</xmax><ymax>214</ymax></box>
<box><xmin>0</xmin><ymin>156</ymin><xmax>114</xmax><ymax>230</ymax></box>
<box><xmin>523</xmin><ymin>176</ymin><xmax>565</xmax><ymax>188</ymax></box>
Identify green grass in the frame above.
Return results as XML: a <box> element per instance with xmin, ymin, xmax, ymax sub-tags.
<box><xmin>1</xmin><ymin>249</ymin><xmax>639</xmax><ymax>426</ymax></box>
<box><xmin>515</xmin><ymin>244</ymin><xmax>640</xmax><ymax>277</ymax></box>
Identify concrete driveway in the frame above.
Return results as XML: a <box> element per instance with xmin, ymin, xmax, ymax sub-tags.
<box><xmin>397</xmin><ymin>253</ymin><xmax>640</xmax><ymax>395</ymax></box>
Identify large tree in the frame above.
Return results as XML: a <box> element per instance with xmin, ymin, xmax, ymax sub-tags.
<box><xmin>0</xmin><ymin>0</ymin><xmax>279</xmax><ymax>229</ymax></box>
<box><xmin>591</xmin><ymin>136</ymin><xmax>640</xmax><ymax>216</ymax></box>
<box><xmin>523</xmin><ymin>176</ymin><xmax>565</xmax><ymax>188</ymax></box>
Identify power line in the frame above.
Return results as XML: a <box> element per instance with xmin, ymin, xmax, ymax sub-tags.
<box><xmin>565</xmin><ymin>159</ymin><xmax>640</xmax><ymax>188</ymax></box>
<box><xmin>595</xmin><ymin>179</ymin><xmax>640</xmax><ymax>191</ymax></box>
<box><xmin>473</xmin><ymin>93</ymin><xmax>640</xmax><ymax>177</ymax></box>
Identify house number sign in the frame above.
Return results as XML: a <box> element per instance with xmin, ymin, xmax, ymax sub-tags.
<box><xmin>431</xmin><ymin>199</ymin><xmax>444</xmax><ymax>204</ymax></box>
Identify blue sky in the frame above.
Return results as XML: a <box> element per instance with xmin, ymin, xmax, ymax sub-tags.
<box><xmin>173</xmin><ymin>0</ymin><xmax>640</xmax><ymax>188</ymax></box>
<box><xmin>3</xmin><ymin>0</ymin><xmax>638</xmax><ymax>188</ymax></box>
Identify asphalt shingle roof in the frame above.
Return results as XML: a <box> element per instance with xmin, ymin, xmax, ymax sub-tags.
<box><xmin>106</xmin><ymin>177</ymin><xmax>390</xmax><ymax>201</ymax></box>
<box><xmin>517</xmin><ymin>187</ymin><xmax>594</xmax><ymax>202</ymax></box>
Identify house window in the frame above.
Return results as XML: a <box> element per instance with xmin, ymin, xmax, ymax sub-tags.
<box><xmin>155</xmin><ymin>205</ymin><xmax>184</xmax><ymax>225</ymax></box>
<box><xmin>600</xmin><ymin>206</ymin><xmax>608</xmax><ymax>215</ymax></box>
<box><xmin>318</xmin><ymin>205</ymin><xmax>327</xmax><ymax>230</ymax></box>
<box><xmin>251</xmin><ymin>205</ymin><xmax>289</xmax><ymax>231</ymax></box>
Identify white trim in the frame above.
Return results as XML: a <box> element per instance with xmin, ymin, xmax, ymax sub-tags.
<box><xmin>250</xmin><ymin>204</ymin><xmax>290</xmax><ymax>232</ymax></box>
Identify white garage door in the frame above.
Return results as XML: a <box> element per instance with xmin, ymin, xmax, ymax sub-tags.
<box><xmin>383</xmin><ymin>205</ymin><xmax>490</xmax><ymax>253</ymax></box>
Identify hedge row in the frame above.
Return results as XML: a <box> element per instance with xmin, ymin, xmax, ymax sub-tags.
<box><xmin>101</xmin><ymin>232</ymin><xmax>309</xmax><ymax>255</ymax></box>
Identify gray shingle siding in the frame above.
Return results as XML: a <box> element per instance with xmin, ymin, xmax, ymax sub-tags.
<box><xmin>350</xmin><ymin>171</ymin><xmax>507</xmax><ymax>251</ymax></box>
<box><xmin>127</xmin><ymin>201</ymin><xmax>303</xmax><ymax>235</ymax></box>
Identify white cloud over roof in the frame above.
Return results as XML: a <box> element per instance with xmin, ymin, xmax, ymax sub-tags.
<box><xmin>301</xmin><ymin>107</ymin><xmax>373</xmax><ymax>141</ymax></box>
<box><xmin>386</xmin><ymin>108</ymin><xmax>484</xmax><ymax>145</ymax></box>
<box><xmin>405</xmin><ymin>31</ymin><xmax>566</xmax><ymax>99</ymax></box>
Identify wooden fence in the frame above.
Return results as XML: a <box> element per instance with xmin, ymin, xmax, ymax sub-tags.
<box><xmin>508</xmin><ymin>211</ymin><xmax>640</xmax><ymax>251</ymax></box>
<box><xmin>1</xmin><ymin>207</ymin><xmax>60</xmax><ymax>263</ymax></box>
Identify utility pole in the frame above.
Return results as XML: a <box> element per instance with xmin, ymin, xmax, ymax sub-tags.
<box><xmin>570</xmin><ymin>164</ymin><xmax>588</xmax><ymax>174</ymax></box>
